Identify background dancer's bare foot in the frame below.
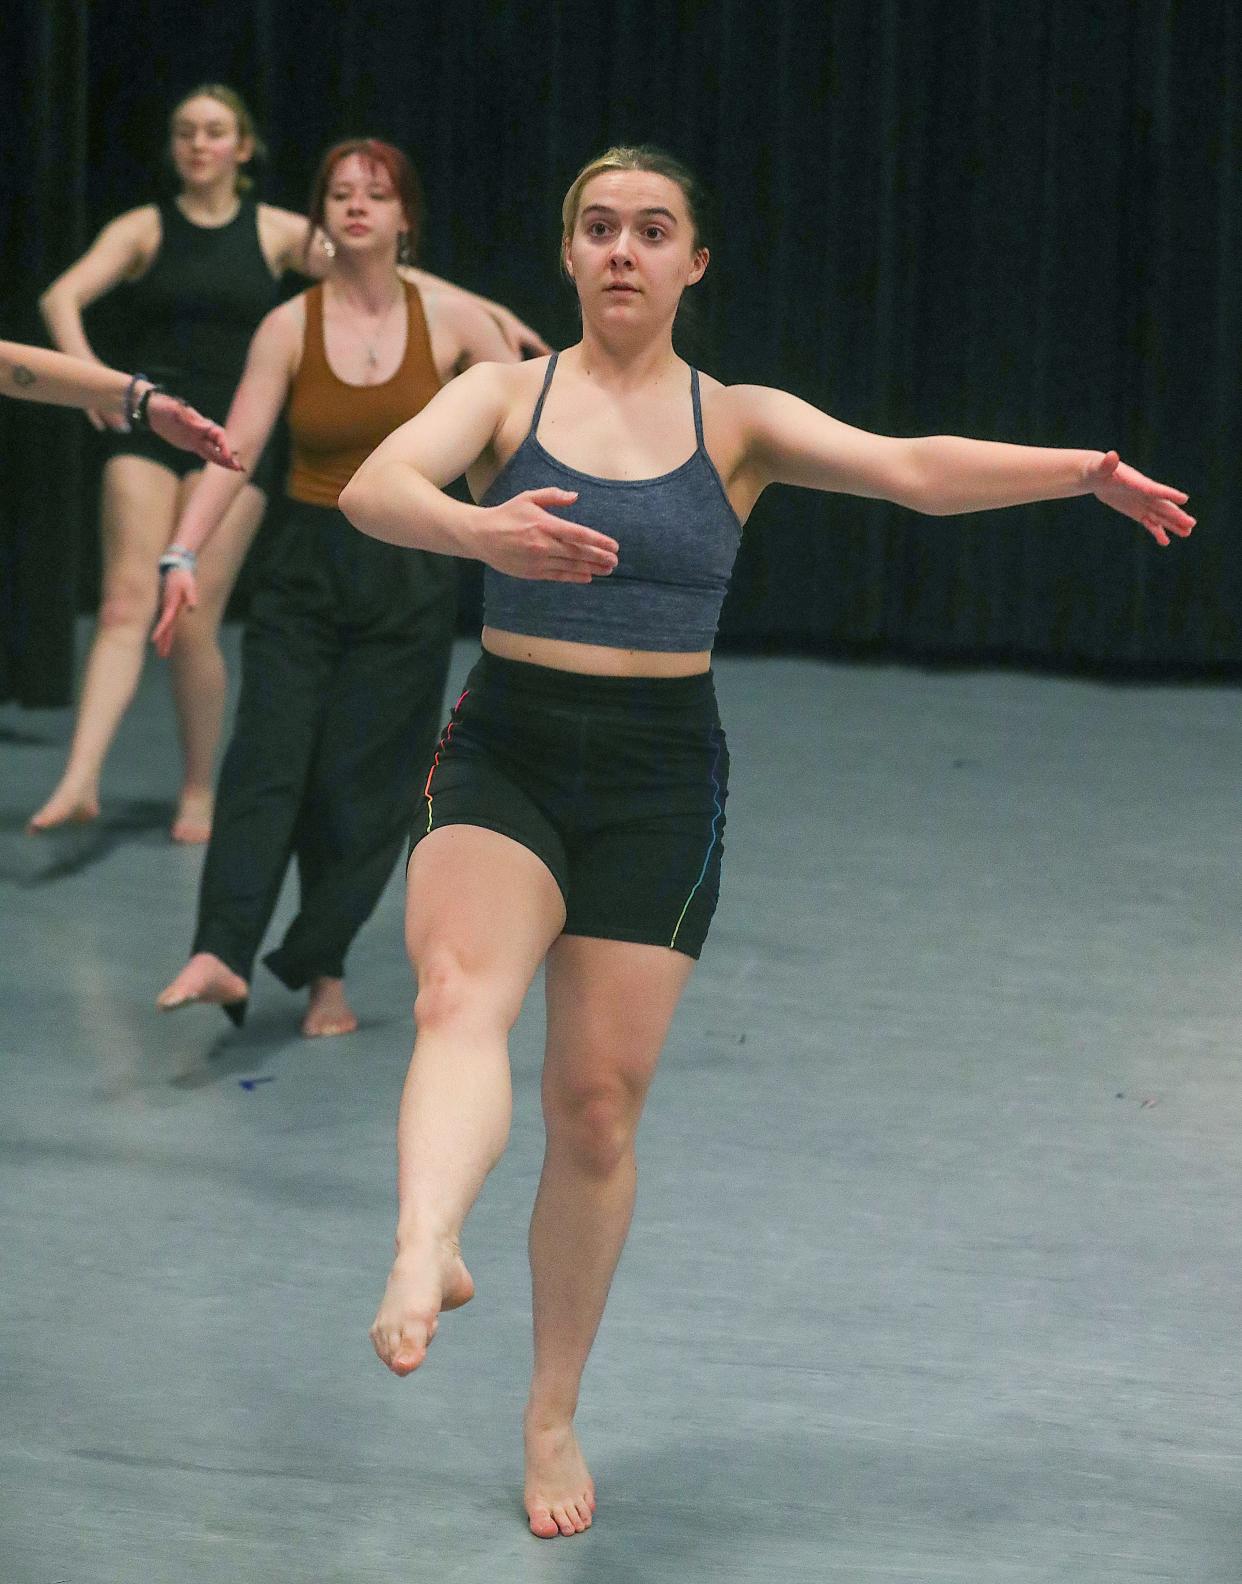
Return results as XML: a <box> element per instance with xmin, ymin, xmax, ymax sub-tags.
<box><xmin>170</xmin><ymin>787</ymin><xmax>213</xmax><ymax>844</ymax></box>
<box><xmin>302</xmin><ymin>977</ymin><xmax>358</xmax><ymax>1038</ymax></box>
<box><xmin>369</xmin><ymin>1238</ymin><xmax>474</xmax><ymax>1376</ymax></box>
<box><xmin>524</xmin><ymin>1416</ymin><xmax>596</xmax><ymax>1538</ymax></box>
<box><xmin>27</xmin><ymin>783</ymin><xmax>100</xmax><ymax>833</ymax></box>
<box><xmin>157</xmin><ymin>953</ymin><xmax>248</xmax><ymax>1016</ymax></box>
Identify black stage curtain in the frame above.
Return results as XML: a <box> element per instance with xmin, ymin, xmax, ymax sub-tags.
<box><xmin>4</xmin><ymin>1</ymin><xmax>1239</xmax><ymax>704</ymax></box>
<box><xmin>1</xmin><ymin>0</ymin><xmax>90</xmax><ymax>706</ymax></box>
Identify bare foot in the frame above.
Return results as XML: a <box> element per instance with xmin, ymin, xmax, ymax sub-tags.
<box><xmin>302</xmin><ymin>977</ymin><xmax>359</xmax><ymax>1038</ymax></box>
<box><xmin>369</xmin><ymin>1238</ymin><xmax>475</xmax><ymax>1376</ymax></box>
<box><xmin>156</xmin><ymin>952</ymin><xmax>249</xmax><ymax>1015</ymax></box>
<box><xmin>171</xmin><ymin>787</ymin><xmax>213</xmax><ymax>844</ymax></box>
<box><xmin>524</xmin><ymin>1416</ymin><xmax>596</xmax><ymax>1538</ymax></box>
<box><xmin>27</xmin><ymin>783</ymin><xmax>100</xmax><ymax>833</ymax></box>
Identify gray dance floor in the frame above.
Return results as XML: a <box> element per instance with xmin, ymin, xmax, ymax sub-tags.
<box><xmin>3</xmin><ymin>632</ymin><xmax>1241</xmax><ymax>1582</ymax></box>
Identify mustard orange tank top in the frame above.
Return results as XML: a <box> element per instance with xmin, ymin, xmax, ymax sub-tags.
<box><xmin>286</xmin><ymin>281</ymin><xmax>442</xmax><ymax>507</ymax></box>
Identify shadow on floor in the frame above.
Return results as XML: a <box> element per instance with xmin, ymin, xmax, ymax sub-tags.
<box><xmin>163</xmin><ymin>1005</ymin><xmax>403</xmax><ymax>1092</ymax></box>
<box><xmin>0</xmin><ymin>799</ymin><xmax>175</xmax><ymax>885</ymax></box>
<box><xmin>0</xmin><ymin>722</ymin><xmax>57</xmax><ymax>747</ymax></box>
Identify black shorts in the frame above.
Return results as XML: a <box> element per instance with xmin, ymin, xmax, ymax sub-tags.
<box><xmin>104</xmin><ymin>373</ymin><xmax>278</xmax><ymax>495</ymax></box>
<box><xmin>410</xmin><ymin>650</ymin><xmax>729</xmax><ymax>959</ymax></box>
<box><xmin>106</xmin><ymin>424</ymin><xmax>278</xmax><ymax>495</ymax></box>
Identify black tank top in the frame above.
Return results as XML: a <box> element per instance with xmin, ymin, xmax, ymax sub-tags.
<box><xmin>125</xmin><ymin>197</ymin><xmax>280</xmax><ymax>397</ymax></box>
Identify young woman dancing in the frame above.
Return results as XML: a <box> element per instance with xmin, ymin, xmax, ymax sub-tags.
<box><xmin>152</xmin><ymin>139</ymin><xmax>515</xmax><ymax>1039</ymax></box>
<box><xmin>339</xmin><ymin>146</ymin><xmax>1193</xmax><ymax>1539</ymax></box>
<box><xmin>29</xmin><ymin>84</ymin><xmax>546</xmax><ymax>841</ymax></box>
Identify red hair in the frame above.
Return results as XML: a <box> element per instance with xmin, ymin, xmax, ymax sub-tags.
<box><xmin>304</xmin><ymin>139</ymin><xmax>425</xmax><ymax>265</ymax></box>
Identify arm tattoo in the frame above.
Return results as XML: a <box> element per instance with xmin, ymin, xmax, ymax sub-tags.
<box><xmin>11</xmin><ymin>364</ymin><xmax>37</xmax><ymax>388</ymax></box>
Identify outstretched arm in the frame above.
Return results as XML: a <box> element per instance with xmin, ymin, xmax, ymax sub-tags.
<box><xmin>151</xmin><ymin>303</ymin><xmax>298</xmax><ymax>656</ymax></box>
<box><xmin>0</xmin><ymin>340</ymin><xmax>240</xmax><ymax>466</ymax></box>
<box><xmin>737</xmin><ymin>386</ymin><xmax>1194</xmax><ymax>545</ymax></box>
<box><xmin>266</xmin><ymin>206</ymin><xmax>552</xmax><ymax>357</ymax></box>
<box><xmin>339</xmin><ymin>363</ymin><xmax>617</xmax><ymax>581</ymax></box>
<box><xmin>427</xmin><ymin>291</ymin><xmax>522</xmax><ymax>376</ymax></box>
<box><xmin>403</xmin><ymin>269</ymin><xmax>552</xmax><ymax>358</ymax></box>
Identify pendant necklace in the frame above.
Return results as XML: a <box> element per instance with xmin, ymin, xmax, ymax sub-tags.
<box><xmin>338</xmin><ymin>287</ymin><xmax>402</xmax><ymax>372</ymax></box>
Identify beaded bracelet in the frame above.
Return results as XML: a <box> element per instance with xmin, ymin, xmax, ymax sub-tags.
<box><xmin>132</xmin><ymin>381</ymin><xmax>163</xmax><ymax>430</ymax></box>
<box><xmin>123</xmin><ymin>374</ymin><xmax>166</xmax><ymax>431</ymax></box>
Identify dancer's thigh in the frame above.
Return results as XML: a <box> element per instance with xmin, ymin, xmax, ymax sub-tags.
<box><xmin>542</xmin><ymin>933</ymin><xmax>694</xmax><ymax>1111</ymax></box>
<box><xmin>99</xmin><ymin>454</ymin><xmax>181</xmax><ymax>596</ymax></box>
<box><xmin>406</xmin><ymin>824</ymin><xmax>567</xmax><ymax>1029</ymax></box>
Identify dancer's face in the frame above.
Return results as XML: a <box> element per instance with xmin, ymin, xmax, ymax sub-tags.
<box><xmin>563</xmin><ymin>170</ymin><xmax>708</xmax><ymax>334</ymax></box>
<box><xmin>170</xmin><ymin>96</ymin><xmax>252</xmax><ymax>191</ymax></box>
<box><xmin>322</xmin><ymin>154</ymin><xmax>408</xmax><ymax>259</ymax></box>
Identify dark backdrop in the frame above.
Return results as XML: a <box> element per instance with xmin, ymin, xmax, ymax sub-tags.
<box><xmin>3</xmin><ymin>0</ymin><xmax>1238</xmax><ymax>705</ymax></box>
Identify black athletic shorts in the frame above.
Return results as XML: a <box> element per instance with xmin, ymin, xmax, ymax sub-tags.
<box><xmin>410</xmin><ymin>650</ymin><xmax>729</xmax><ymax>958</ymax></box>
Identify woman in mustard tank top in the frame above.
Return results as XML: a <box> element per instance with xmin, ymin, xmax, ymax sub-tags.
<box><xmin>150</xmin><ymin>139</ymin><xmax>516</xmax><ymax>1038</ymax></box>
<box><xmin>340</xmin><ymin>146</ymin><xmax>1194</xmax><ymax>1539</ymax></box>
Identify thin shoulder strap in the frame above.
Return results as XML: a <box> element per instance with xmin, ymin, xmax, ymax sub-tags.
<box><xmin>690</xmin><ymin>366</ymin><xmax>705</xmax><ymax>449</ymax></box>
<box><xmin>529</xmin><ymin>351</ymin><xmax>559</xmax><ymax>435</ymax></box>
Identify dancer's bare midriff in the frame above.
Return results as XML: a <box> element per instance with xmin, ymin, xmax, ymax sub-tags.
<box><xmin>482</xmin><ymin>625</ymin><xmax>709</xmax><ymax>679</ymax></box>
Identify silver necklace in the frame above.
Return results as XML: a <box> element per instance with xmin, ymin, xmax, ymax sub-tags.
<box><xmin>334</xmin><ymin>286</ymin><xmax>403</xmax><ymax>370</ymax></box>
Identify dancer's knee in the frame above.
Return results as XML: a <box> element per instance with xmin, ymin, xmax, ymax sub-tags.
<box><xmin>545</xmin><ymin>1080</ymin><xmax>640</xmax><ymax>1177</ymax></box>
<box><xmin>98</xmin><ymin>578</ymin><xmax>157</xmax><ymax>636</ymax></box>
<box><xmin>413</xmin><ymin>951</ymin><xmax>517</xmax><ymax>1039</ymax></box>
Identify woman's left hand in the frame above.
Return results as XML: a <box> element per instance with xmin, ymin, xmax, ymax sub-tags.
<box><xmin>147</xmin><ymin>392</ymin><xmax>243</xmax><ymax>470</ymax></box>
<box><xmin>1087</xmin><ymin>451</ymin><xmax>1195</xmax><ymax>546</ymax></box>
<box><xmin>151</xmin><ymin>567</ymin><xmax>198</xmax><ymax>659</ymax></box>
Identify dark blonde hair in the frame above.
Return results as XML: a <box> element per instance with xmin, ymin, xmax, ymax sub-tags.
<box><xmin>169</xmin><ymin>84</ymin><xmax>267</xmax><ymax>193</ymax></box>
<box><xmin>561</xmin><ymin>144</ymin><xmax>710</xmax><ymax>253</ymax></box>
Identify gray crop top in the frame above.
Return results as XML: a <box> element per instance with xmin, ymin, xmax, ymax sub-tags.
<box><xmin>481</xmin><ymin>353</ymin><xmax>743</xmax><ymax>652</ymax></box>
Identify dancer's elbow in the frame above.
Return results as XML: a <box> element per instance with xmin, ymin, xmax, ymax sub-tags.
<box><xmin>338</xmin><ymin>472</ymin><xmax>378</xmax><ymax>535</ymax></box>
<box><xmin>37</xmin><ymin>287</ymin><xmax>61</xmax><ymax>330</ymax></box>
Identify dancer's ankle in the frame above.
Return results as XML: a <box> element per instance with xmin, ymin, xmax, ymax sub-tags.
<box><xmin>525</xmin><ymin>1387</ymin><xmax>581</xmax><ymax>1431</ymax></box>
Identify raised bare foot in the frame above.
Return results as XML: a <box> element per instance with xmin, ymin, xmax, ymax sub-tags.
<box><xmin>27</xmin><ymin>783</ymin><xmax>100</xmax><ymax>833</ymax></box>
<box><xmin>156</xmin><ymin>952</ymin><xmax>248</xmax><ymax>1015</ymax></box>
<box><xmin>524</xmin><ymin>1415</ymin><xmax>596</xmax><ymax>1538</ymax></box>
<box><xmin>171</xmin><ymin>787</ymin><xmax>213</xmax><ymax>844</ymax></box>
<box><xmin>369</xmin><ymin>1238</ymin><xmax>475</xmax><ymax>1376</ymax></box>
<box><xmin>302</xmin><ymin>977</ymin><xmax>359</xmax><ymax>1038</ymax></box>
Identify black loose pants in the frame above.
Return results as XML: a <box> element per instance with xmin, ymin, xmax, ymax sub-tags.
<box><xmin>193</xmin><ymin>499</ymin><xmax>456</xmax><ymax>991</ymax></box>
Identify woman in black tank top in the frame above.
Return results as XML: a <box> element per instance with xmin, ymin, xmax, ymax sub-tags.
<box><xmin>28</xmin><ymin>84</ymin><xmax>550</xmax><ymax>845</ymax></box>
<box><xmin>340</xmin><ymin>147</ymin><xmax>1193</xmax><ymax>1540</ymax></box>
<box><xmin>28</xmin><ymin>86</ymin><xmax>285</xmax><ymax>844</ymax></box>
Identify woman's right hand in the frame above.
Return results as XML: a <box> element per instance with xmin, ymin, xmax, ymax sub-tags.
<box><xmin>478</xmin><ymin>488</ymin><xmax>618</xmax><ymax>583</ymax></box>
<box><xmin>151</xmin><ymin>567</ymin><xmax>198</xmax><ymax>658</ymax></box>
<box><xmin>146</xmin><ymin>394</ymin><xmax>242</xmax><ymax>468</ymax></box>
